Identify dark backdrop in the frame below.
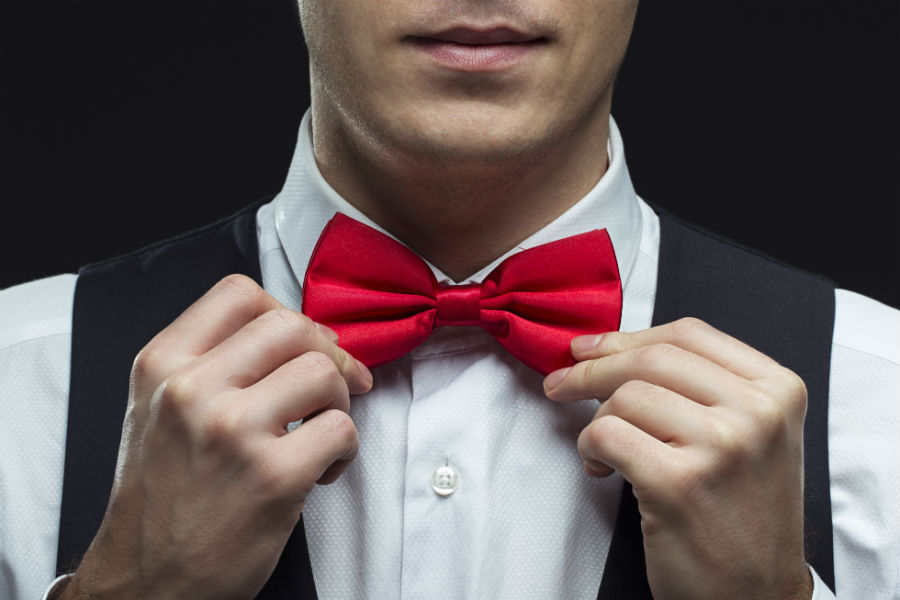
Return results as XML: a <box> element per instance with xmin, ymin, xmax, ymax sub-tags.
<box><xmin>2</xmin><ymin>2</ymin><xmax>898</xmax><ymax>307</ymax></box>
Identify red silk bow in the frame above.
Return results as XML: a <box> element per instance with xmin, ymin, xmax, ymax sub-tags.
<box><xmin>302</xmin><ymin>213</ymin><xmax>622</xmax><ymax>375</ymax></box>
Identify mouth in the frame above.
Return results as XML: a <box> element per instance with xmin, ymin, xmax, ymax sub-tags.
<box><xmin>406</xmin><ymin>27</ymin><xmax>547</xmax><ymax>71</ymax></box>
<box><xmin>416</xmin><ymin>27</ymin><xmax>544</xmax><ymax>46</ymax></box>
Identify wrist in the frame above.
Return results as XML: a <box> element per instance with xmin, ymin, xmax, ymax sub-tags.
<box><xmin>795</xmin><ymin>565</ymin><xmax>814</xmax><ymax>600</ymax></box>
<box><xmin>53</xmin><ymin>572</ymin><xmax>96</xmax><ymax>600</ymax></box>
<box><xmin>51</xmin><ymin>574</ymin><xmax>89</xmax><ymax>600</ymax></box>
<box><xmin>54</xmin><ymin>556</ymin><xmax>159</xmax><ymax>600</ymax></box>
<box><xmin>45</xmin><ymin>574</ymin><xmax>73</xmax><ymax>600</ymax></box>
<box><xmin>54</xmin><ymin>571</ymin><xmax>150</xmax><ymax>600</ymax></box>
<box><xmin>779</xmin><ymin>562</ymin><xmax>814</xmax><ymax>600</ymax></box>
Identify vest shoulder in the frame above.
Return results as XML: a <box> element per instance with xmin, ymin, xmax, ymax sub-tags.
<box><xmin>78</xmin><ymin>198</ymin><xmax>271</xmax><ymax>278</ymax></box>
<box><xmin>655</xmin><ymin>207</ymin><xmax>834</xmax><ymax>289</ymax></box>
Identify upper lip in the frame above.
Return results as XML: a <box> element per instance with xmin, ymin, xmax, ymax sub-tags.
<box><xmin>412</xmin><ymin>27</ymin><xmax>542</xmax><ymax>45</ymax></box>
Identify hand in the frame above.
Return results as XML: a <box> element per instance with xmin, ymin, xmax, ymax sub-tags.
<box><xmin>61</xmin><ymin>275</ymin><xmax>373</xmax><ymax>600</ymax></box>
<box><xmin>543</xmin><ymin>318</ymin><xmax>813</xmax><ymax>600</ymax></box>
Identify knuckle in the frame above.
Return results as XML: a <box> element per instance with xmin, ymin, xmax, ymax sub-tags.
<box><xmin>329</xmin><ymin>347</ymin><xmax>355</xmax><ymax>378</ymax></box>
<box><xmin>268</xmin><ymin>307</ymin><xmax>310</xmax><ymax>332</ymax></box>
<box><xmin>218</xmin><ymin>273</ymin><xmax>262</xmax><ymax>299</ymax></box>
<box><xmin>755</xmin><ymin>392</ymin><xmax>785</xmax><ymax>421</ymax></box>
<box><xmin>604</xmin><ymin>380</ymin><xmax>646</xmax><ymax>413</ymax></box>
<box><xmin>708</xmin><ymin>419</ymin><xmax>743</xmax><ymax>459</ymax></box>
<box><xmin>594</xmin><ymin>331</ymin><xmax>625</xmax><ymax>355</ymax></box>
<box><xmin>601</xmin><ymin>391</ymin><xmax>623</xmax><ymax>415</ymax></box>
<box><xmin>751</xmin><ymin>395</ymin><xmax>791</xmax><ymax>439</ymax></box>
<box><xmin>630</xmin><ymin>343</ymin><xmax>677</xmax><ymax>370</ymax></box>
<box><xmin>619</xmin><ymin>379</ymin><xmax>654</xmax><ymax>397</ymax></box>
<box><xmin>319</xmin><ymin>409</ymin><xmax>358</xmax><ymax>450</ymax></box>
<box><xmin>640</xmin><ymin>512</ymin><xmax>665</xmax><ymax>538</ymax></box>
<box><xmin>265</xmin><ymin>308</ymin><xmax>316</xmax><ymax>343</ymax></box>
<box><xmin>777</xmin><ymin>367</ymin><xmax>808</xmax><ymax>403</ymax></box>
<box><xmin>156</xmin><ymin>371</ymin><xmax>201</xmax><ymax>415</ymax></box>
<box><xmin>204</xmin><ymin>410</ymin><xmax>249</xmax><ymax>447</ymax></box>
<box><xmin>301</xmin><ymin>351</ymin><xmax>344</xmax><ymax>386</ymax></box>
<box><xmin>131</xmin><ymin>345</ymin><xmax>167</xmax><ymax>385</ymax></box>
<box><xmin>669</xmin><ymin>316</ymin><xmax>709</xmax><ymax>340</ymax></box>
<box><xmin>581</xmin><ymin>415</ymin><xmax>616</xmax><ymax>454</ymax></box>
<box><xmin>745</xmin><ymin>384</ymin><xmax>779</xmax><ymax>414</ymax></box>
<box><xmin>578</xmin><ymin>358</ymin><xmax>600</xmax><ymax>384</ymax></box>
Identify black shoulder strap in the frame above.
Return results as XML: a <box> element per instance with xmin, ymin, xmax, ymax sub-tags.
<box><xmin>58</xmin><ymin>199</ymin><xmax>318</xmax><ymax>599</ymax></box>
<box><xmin>598</xmin><ymin>209</ymin><xmax>836</xmax><ymax>597</ymax></box>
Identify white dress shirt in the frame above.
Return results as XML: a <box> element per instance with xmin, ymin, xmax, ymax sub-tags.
<box><xmin>0</xmin><ymin>112</ymin><xmax>897</xmax><ymax>600</ymax></box>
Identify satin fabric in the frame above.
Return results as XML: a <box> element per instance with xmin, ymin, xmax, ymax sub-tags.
<box><xmin>302</xmin><ymin>213</ymin><xmax>622</xmax><ymax>375</ymax></box>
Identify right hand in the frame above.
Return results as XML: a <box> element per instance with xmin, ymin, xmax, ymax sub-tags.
<box><xmin>61</xmin><ymin>274</ymin><xmax>373</xmax><ymax>600</ymax></box>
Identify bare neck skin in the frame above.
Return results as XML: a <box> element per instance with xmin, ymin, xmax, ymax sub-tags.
<box><xmin>310</xmin><ymin>97</ymin><xmax>612</xmax><ymax>283</ymax></box>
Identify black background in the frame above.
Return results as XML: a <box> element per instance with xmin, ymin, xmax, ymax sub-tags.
<box><xmin>2</xmin><ymin>2</ymin><xmax>897</xmax><ymax>307</ymax></box>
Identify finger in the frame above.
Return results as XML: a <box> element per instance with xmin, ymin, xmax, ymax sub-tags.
<box><xmin>269</xmin><ymin>409</ymin><xmax>359</xmax><ymax>499</ymax></box>
<box><xmin>545</xmin><ymin>343</ymin><xmax>752</xmax><ymax>405</ymax></box>
<box><xmin>594</xmin><ymin>380</ymin><xmax>710</xmax><ymax>446</ymax></box>
<box><xmin>151</xmin><ymin>275</ymin><xmax>283</xmax><ymax>362</ymax></box>
<box><xmin>316</xmin><ymin>455</ymin><xmax>355</xmax><ymax>486</ymax></box>
<box><xmin>578</xmin><ymin>415</ymin><xmax>676</xmax><ymax>489</ymax></box>
<box><xmin>571</xmin><ymin>317</ymin><xmax>780</xmax><ymax>381</ymax></box>
<box><xmin>243</xmin><ymin>352</ymin><xmax>351</xmax><ymax>434</ymax></box>
<box><xmin>583</xmin><ymin>458</ymin><xmax>614</xmax><ymax>478</ymax></box>
<box><xmin>193</xmin><ymin>307</ymin><xmax>373</xmax><ymax>395</ymax></box>
<box><xmin>132</xmin><ymin>275</ymin><xmax>286</xmax><ymax>395</ymax></box>
<box><xmin>314</xmin><ymin>322</ymin><xmax>340</xmax><ymax>343</ymax></box>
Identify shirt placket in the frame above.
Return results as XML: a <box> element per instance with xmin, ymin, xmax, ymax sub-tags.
<box><xmin>399</xmin><ymin>333</ymin><xmax>494</xmax><ymax>599</ymax></box>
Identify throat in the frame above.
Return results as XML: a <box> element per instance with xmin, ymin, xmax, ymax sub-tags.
<box><xmin>311</xmin><ymin>110</ymin><xmax>611</xmax><ymax>282</ymax></box>
<box><xmin>344</xmin><ymin>170</ymin><xmax>594</xmax><ymax>282</ymax></box>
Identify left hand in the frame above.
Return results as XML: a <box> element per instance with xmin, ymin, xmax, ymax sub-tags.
<box><xmin>543</xmin><ymin>317</ymin><xmax>813</xmax><ymax>600</ymax></box>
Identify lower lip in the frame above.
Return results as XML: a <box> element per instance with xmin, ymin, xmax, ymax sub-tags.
<box><xmin>409</xmin><ymin>39</ymin><xmax>541</xmax><ymax>71</ymax></box>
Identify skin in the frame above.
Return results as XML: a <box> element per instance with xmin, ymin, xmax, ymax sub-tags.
<box><xmin>59</xmin><ymin>1</ymin><xmax>812</xmax><ymax>598</ymax></box>
<box><xmin>60</xmin><ymin>276</ymin><xmax>373</xmax><ymax>599</ymax></box>
<box><xmin>300</xmin><ymin>0</ymin><xmax>637</xmax><ymax>281</ymax></box>
<box><xmin>546</xmin><ymin>320</ymin><xmax>813</xmax><ymax>599</ymax></box>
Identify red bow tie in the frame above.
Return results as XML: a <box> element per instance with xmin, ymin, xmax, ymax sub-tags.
<box><xmin>302</xmin><ymin>213</ymin><xmax>622</xmax><ymax>375</ymax></box>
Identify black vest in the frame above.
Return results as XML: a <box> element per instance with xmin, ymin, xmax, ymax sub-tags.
<box><xmin>57</xmin><ymin>201</ymin><xmax>837</xmax><ymax>597</ymax></box>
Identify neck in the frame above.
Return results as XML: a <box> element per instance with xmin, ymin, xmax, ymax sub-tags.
<box><xmin>311</xmin><ymin>105</ymin><xmax>611</xmax><ymax>282</ymax></box>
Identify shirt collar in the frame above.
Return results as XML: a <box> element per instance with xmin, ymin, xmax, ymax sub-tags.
<box><xmin>273</xmin><ymin>110</ymin><xmax>643</xmax><ymax>289</ymax></box>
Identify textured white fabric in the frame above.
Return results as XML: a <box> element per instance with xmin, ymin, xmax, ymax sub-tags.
<box><xmin>0</xmin><ymin>112</ymin><xmax>897</xmax><ymax>599</ymax></box>
<box><xmin>265</xmin><ymin>113</ymin><xmax>653</xmax><ymax>599</ymax></box>
<box><xmin>0</xmin><ymin>275</ymin><xmax>74</xmax><ymax>600</ymax></box>
<box><xmin>829</xmin><ymin>290</ymin><xmax>900</xmax><ymax>597</ymax></box>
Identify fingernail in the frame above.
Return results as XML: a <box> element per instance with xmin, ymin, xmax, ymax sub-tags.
<box><xmin>572</xmin><ymin>334</ymin><xmax>603</xmax><ymax>353</ymax></box>
<box><xmin>544</xmin><ymin>367</ymin><xmax>571</xmax><ymax>391</ymax></box>
<box><xmin>314</xmin><ymin>321</ymin><xmax>339</xmax><ymax>342</ymax></box>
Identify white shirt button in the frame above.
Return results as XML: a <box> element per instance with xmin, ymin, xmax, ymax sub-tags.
<box><xmin>431</xmin><ymin>465</ymin><xmax>459</xmax><ymax>497</ymax></box>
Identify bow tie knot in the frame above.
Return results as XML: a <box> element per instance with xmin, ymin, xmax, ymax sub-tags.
<box><xmin>435</xmin><ymin>284</ymin><xmax>482</xmax><ymax>327</ymax></box>
<box><xmin>302</xmin><ymin>213</ymin><xmax>622</xmax><ymax>375</ymax></box>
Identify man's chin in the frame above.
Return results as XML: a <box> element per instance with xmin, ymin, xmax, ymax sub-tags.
<box><xmin>385</xmin><ymin>115</ymin><xmax>553</xmax><ymax>167</ymax></box>
<box><xmin>403</xmin><ymin>136</ymin><xmax>546</xmax><ymax>171</ymax></box>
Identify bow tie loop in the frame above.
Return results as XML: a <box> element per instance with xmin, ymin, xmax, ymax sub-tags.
<box><xmin>434</xmin><ymin>284</ymin><xmax>482</xmax><ymax>327</ymax></box>
<box><xmin>303</xmin><ymin>213</ymin><xmax>622</xmax><ymax>375</ymax></box>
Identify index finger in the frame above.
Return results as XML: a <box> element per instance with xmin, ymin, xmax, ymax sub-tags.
<box><xmin>195</xmin><ymin>307</ymin><xmax>373</xmax><ymax>395</ymax></box>
<box><xmin>570</xmin><ymin>317</ymin><xmax>781</xmax><ymax>381</ymax></box>
<box><xmin>149</xmin><ymin>274</ymin><xmax>285</xmax><ymax>361</ymax></box>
